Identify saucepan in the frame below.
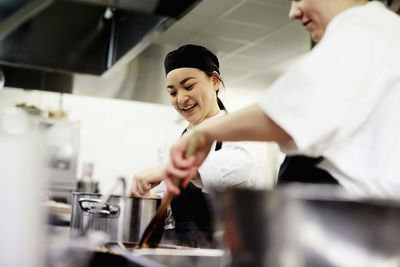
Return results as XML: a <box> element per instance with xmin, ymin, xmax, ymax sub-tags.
<box><xmin>214</xmin><ymin>184</ymin><xmax>400</xmax><ymax>267</ymax></box>
<box><xmin>70</xmin><ymin>192</ymin><xmax>161</xmax><ymax>243</ymax></box>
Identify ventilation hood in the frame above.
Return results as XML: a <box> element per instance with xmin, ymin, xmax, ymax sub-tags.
<box><xmin>0</xmin><ymin>0</ymin><xmax>201</xmax><ymax>79</ymax></box>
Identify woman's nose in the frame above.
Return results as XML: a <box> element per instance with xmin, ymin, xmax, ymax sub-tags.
<box><xmin>177</xmin><ymin>92</ymin><xmax>189</xmax><ymax>104</ymax></box>
<box><xmin>289</xmin><ymin>1</ymin><xmax>302</xmax><ymax>20</ymax></box>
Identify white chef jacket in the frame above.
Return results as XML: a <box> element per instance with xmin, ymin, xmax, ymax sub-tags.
<box><xmin>154</xmin><ymin>111</ymin><xmax>280</xmax><ymax>193</ymax></box>
<box><xmin>259</xmin><ymin>1</ymin><xmax>400</xmax><ymax>198</ymax></box>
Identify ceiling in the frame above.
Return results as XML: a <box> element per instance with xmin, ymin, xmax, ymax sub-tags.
<box><xmin>0</xmin><ymin>0</ymin><xmax>310</xmax><ymax>107</ymax></box>
<box><xmin>154</xmin><ymin>0</ymin><xmax>311</xmax><ymax>105</ymax></box>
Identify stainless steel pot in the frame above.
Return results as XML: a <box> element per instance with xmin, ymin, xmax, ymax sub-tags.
<box><xmin>70</xmin><ymin>192</ymin><xmax>161</xmax><ymax>242</ymax></box>
<box><xmin>215</xmin><ymin>184</ymin><xmax>400</xmax><ymax>267</ymax></box>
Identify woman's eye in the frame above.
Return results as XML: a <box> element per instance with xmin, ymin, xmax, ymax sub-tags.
<box><xmin>184</xmin><ymin>84</ymin><xmax>194</xmax><ymax>90</ymax></box>
<box><xmin>169</xmin><ymin>91</ymin><xmax>177</xmax><ymax>96</ymax></box>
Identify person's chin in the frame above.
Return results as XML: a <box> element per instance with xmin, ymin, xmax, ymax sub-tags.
<box><xmin>182</xmin><ymin>113</ymin><xmax>196</xmax><ymax>123</ymax></box>
<box><xmin>311</xmin><ymin>31</ymin><xmax>323</xmax><ymax>43</ymax></box>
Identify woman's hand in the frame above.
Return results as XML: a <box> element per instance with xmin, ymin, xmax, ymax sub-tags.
<box><xmin>129</xmin><ymin>165</ymin><xmax>166</xmax><ymax>198</ymax></box>
<box><xmin>164</xmin><ymin>130</ymin><xmax>213</xmax><ymax>195</ymax></box>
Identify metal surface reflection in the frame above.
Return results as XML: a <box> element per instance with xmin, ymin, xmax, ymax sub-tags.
<box><xmin>217</xmin><ymin>184</ymin><xmax>400</xmax><ymax>267</ymax></box>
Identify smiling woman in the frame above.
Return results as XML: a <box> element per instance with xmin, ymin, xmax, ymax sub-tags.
<box><xmin>129</xmin><ymin>44</ymin><xmax>272</xmax><ymax>247</ymax></box>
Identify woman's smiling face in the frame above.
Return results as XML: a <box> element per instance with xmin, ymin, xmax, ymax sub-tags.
<box><xmin>289</xmin><ymin>0</ymin><xmax>367</xmax><ymax>42</ymax></box>
<box><xmin>166</xmin><ymin>67</ymin><xmax>220</xmax><ymax>126</ymax></box>
<box><xmin>289</xmin><ymin>0</ymin><xmax>338</xmax><ymax>42</ymax></box>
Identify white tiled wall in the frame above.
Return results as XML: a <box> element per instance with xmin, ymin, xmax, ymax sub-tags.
<box><xmin>0</xmin><ymin>88</ymin><xmax>182</xmax><ymax>194</ymax></box>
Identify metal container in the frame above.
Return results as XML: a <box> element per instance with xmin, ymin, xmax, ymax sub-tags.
<box><xmin>216</xmin><ymin>184</ymin><xmax>400</xmax><ymax>267</ymax></box>
<box><xmin>70</xmin><ymin>192</ymin><xmax>161</xmax><ymax>242</ymax></box>
<box><xmin>128</xmin><ymin>247</ymin><xmax>225</xmax><ymax>267</ymax></box>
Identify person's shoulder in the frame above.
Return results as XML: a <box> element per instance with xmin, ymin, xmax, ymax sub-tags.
<box><xmin>363</xmin><ymin>2</ymin><xmax>400</xmax><ymax>24</ymax></box>
<box><xmin>325</xmin><ymin>2</ymin><xmax>400</xmax><ymax>44</ymax></box>
<box><xmin>341</xmin><ymin>2</ymin><xmax>400</xmax><ymax>26</ymax></box>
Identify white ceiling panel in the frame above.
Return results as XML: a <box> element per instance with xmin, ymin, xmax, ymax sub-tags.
<box><xmin>191</xmin><ymin>0</ymin><xmax>243</xmax><ymax>18</ymax></box>
<box><xmin>199</xmin><ymin>19</ymin><xmax>274</xmax><ymax>43</ymax></box>
<box><xmin>219</xmin><ymin>65</ymin><xmax>249</xmax><ymax>82</ymax></box>
<box><xmin>170</xmin><ymin>14</ymin><xmax>214</xmax><ymax>32</ymax></box>
<box><xmin>258</xmin><ymin>22</ymin><xmax>310</xmax><ymax>52</ymax></box>
<box><xmin>250</xmin><ymin>0</ymin><xmax>290</xmax><ymax>8</ymax></box>
<box><xmin>221</xmin><ymin>54</ymin><xmax>272</xmax><ymax>71</ymax></box>
<box><xmin>186</xmin><ymin>34</ymin><xmax>245</xmax><ymax>56</ymax></box>
<box><xmin>225</xmin><ymin>1</ymin><xmax>290</xmax><ymax>29</ymax></box>
<box><xmin>227</xmin><ymin>71</ymin><xmax>281</xmax><ymax>91</ymax></box>
<box><xmin>156</xmin><ymin>28</ymin><xmax>193</xmax><ymax>47</ymax></box>
<box><xmin>238</xmin><ymin>24</ymin><xmax>310</xmax><ymax>60</ymax></box>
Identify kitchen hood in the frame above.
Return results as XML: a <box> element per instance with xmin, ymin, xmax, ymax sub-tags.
<box><xmin>0</xmin><ymin>0</ymin><xmax>201</xmax><ymax>78</ymax></box>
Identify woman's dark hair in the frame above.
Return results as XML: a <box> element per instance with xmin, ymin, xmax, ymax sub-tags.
<box><xmin>204</xmin><ymin>70</ymin><xmax>227</xmax><ymax>112</ymax></box>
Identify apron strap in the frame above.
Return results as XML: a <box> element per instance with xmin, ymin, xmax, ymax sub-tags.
<box><xmin>277</xmin><ymin>155</ymin><xmax>339</xmax><ymax>185</ymax></box>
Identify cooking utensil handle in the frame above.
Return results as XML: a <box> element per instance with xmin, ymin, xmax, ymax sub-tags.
<box><xmin>78</xmin><ymin>198</ymin><xmax>109</xmax><ymax>210</ymax></box>
<box><xmin>173</xmin><ymin>130</ymin><xmax>201</xmax><ymax>188</ymax></box>
<box><xmin>78</xmin><ymin>198</ymin><xmax>121</xmax><ymax>215</ymax></box>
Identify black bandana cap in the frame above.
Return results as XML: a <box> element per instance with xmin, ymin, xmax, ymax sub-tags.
<box><xmin>164</xmin><ymin>44</ymin><xmax>220</xmax><ymax>75</ymax></box>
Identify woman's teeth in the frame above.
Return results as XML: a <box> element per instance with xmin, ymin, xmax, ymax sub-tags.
<box><xmin>182</xmin><ymin>104</ymin><xmax>196</xmax><ymax>111</ymax></box>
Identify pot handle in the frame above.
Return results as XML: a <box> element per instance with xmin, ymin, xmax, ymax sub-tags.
<box><xmin>78</xmin><ymin>198</ymin><xmax>119</xmax><ymax>215</ymax></box>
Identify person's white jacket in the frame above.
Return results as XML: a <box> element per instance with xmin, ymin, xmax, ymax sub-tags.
<box><xmin>259</xmin><ymin>1</ymin><xmax>400</xmax><ymax>198</ymax></box>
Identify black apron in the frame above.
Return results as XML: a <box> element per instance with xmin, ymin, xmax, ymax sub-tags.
<box><xmin>277</xmin><ymin>155</ymin><xmax>339</xmax><ymax>185</ymax></box>
<box><xmin>167</xmin><ymin>128</ymin><xmax>222</xmax><ymax>248</ymax></box>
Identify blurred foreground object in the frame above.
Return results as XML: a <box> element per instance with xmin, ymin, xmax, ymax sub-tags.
<box><xmin>218</xmin><ymin>184</ymin><xmax>400</xmax><ymax>267</ymax></box>
<box><xmin>0</xmin><ymin>69</ymin><xmax>4</xmax><ymax>90</ymax></box>
<box><xmin>0</xmin><ymin>107</ymin><xmax>46</xmax><ymax>267</ymax></box>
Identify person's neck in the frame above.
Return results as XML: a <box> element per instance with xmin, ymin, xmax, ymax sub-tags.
<box><xmin>189</xmin><ymin>109</ymin><xmax>221</xmax><ymax>129</ymax></box>
<box><xmin>336</xmin><ymin>0</ymin><xmax>368</xmax><ymax>15</ymax></box>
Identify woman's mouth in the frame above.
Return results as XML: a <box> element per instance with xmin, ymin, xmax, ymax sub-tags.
<box><xmin>181</xmin><ymin>104</ymin><xmax>197</xmax><ymax>113</ymax></box>
<box><xmin>303</xmin><ymin>20</ymin><xmax>312</xmax><ymax>30</ymax></box>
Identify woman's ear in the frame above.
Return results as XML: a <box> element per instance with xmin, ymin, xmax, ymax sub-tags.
<box><xmin>212</xmin><ymin>71</ymin><xmax>221</xmax><ymax>91</ymax></box>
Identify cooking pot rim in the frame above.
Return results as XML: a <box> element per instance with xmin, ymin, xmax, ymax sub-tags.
<box><xmin>220</xmin><ymin>184</ymin><xmax>400</xmax><ymax>207</ymax></box>
<box><xmin>72</xmin><ymin>192</ymin><xmax>161</xmax><ymax>200</ymax></box>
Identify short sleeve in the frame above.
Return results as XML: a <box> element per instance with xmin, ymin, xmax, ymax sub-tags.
<box><xmin>259</xmin><ymin>22</ymin><xmax>387</xmax><ymax>156</ymax></box>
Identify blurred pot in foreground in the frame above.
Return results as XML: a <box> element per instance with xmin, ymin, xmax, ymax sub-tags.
<box><xmin>217</xmin><ymin>184</ymin><xmax>400</xmax><ymax>267</ymax></box>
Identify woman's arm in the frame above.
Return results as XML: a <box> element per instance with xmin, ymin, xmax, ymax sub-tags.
<box><xmin>164</xmin><ymin>104</ymin><xmax>292</xmax><ymax>194</ymax></box>
<box><xmin>130</xmin><ymin>164</ymin><xmax>167</xmax><ymax>197</ymax></box>
<box><xmin>201</xmin><ymin>103</ymin><xmax>292</xmax><ymax>143</ymax></box>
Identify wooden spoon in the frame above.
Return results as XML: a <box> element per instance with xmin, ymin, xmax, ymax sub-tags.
<box><xmin>138</xmin><ymin>131</ymin><xmax>201</xmax><ymax>248</ymax></box>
